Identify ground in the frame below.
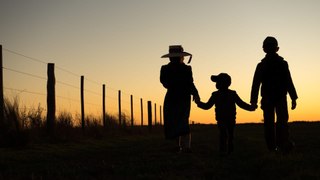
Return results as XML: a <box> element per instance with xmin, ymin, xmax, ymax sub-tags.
<box><xmin>0</xmin><ymin>122</ymin><xmax>320</xmax><ymax>179</ymax></box>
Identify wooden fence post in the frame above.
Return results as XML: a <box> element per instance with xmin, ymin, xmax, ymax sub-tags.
<box><xmin>47</xmin><ymin>63</ymin><xmax>55</xmax><ymax>134</ymax></box>
<box><xmin>154</xmin><ymin>103</ymin><xmax>157</xmax><ymax>125</ymax></box>
<box><xmin>0</xmin><ymin>45</ymin><xmax>4</xmax><ymax>124</ymax></box>
<box><xmin>130</xmin><ymin>95</ymin><xmax>134</xmax><ymax>127</ymax></box>
<box><xmin>118</xmin><ymin>90</ymin><xmax>121</xmax><ymax>126</ymax></box>
<box><xmin>140</xmin><ymin>98</ymin><xmax>143</xmax><ymax>126</ymax></box>
<box><xmin>160</xmin><ymin>105</ymin><xmax>162</xmax><ymax>126</ymax></box>
<box><xmin>81</xmin><ymin>76</ymin><xmax>85</xmax><ymax>132</ymax></box>
<box><xmin>102</xmin><ymin>84</ymin><xmax>106</xmax><ymax>128</ymax></box>
<box><xmin>147</xmin><ymin>101</ymin><xmax>152</xmax><ymax>131</ymax></box>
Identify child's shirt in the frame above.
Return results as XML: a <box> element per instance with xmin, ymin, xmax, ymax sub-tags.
<box><xmin>251</xmin><ymin>53</ymin><xmax>298</xmax><ymax>104</ymax></box>
<box><xmin>198</xmin><ymin>89</ymin><xmax>252</xmax><ymax>122</ymax></box>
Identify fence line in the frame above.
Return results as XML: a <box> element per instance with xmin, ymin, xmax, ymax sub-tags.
<box><xmin>3</xmin><ymin>87</ymin><xmax>101</xmax><ymax>107</ymax></box>
<box><xmin>3</xmin><ymin>47</ymin><xmax>147</xmax><ymax>102</ymax></box>
<box><xmin>1</xmin><ymin>45</ymin><xmax>163</xmax><ymax>131</ymax></box>
<box><xmin>3</xmin><ymin>68</ymin><xmax>125</xmax><ymax>108</ymax></box>
<box><xmin>3</xmin><ymin>78</ymin><xmax>100</xmax><ymax>107</ymax></box>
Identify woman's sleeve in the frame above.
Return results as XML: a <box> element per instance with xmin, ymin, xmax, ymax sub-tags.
<box><xmin>188</xmin><ymin>66</ymin><xmax>199</xmax><ymax>97</ymax></box>
<box><xmin>160</xmin><ymin>66</ymin><xmax>169</xmax><ymax>89</ymax></box>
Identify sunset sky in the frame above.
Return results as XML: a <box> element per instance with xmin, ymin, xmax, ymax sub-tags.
<box><xmin>1</xmin><ymin>0</ymin><xmax>319</xmax><ymax>124</ymax></box>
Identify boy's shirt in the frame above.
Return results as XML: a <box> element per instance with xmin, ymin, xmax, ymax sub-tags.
<box><xmin>198</xmin><ymin>89</ymin><xmax>252</xmax><ymax>122</ymax></box>
<box><xmin>251</xmin><ymin>53</ymin><xmax>298</xmax><ymax>104</ymax></box>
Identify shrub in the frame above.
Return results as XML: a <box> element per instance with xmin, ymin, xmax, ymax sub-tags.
<box><xmin>27</xmin><ymin>104</ymin><xmax>44</xmax><ymax>129</ymax></box>
<box><xmin>0</xmin><ymin>97</ymin><xmax>28</xmax><ymax>147</ymax></box>
<box><xmin>56</xmin><ymin>111</ymin><xmax>74</xmax><ymax>128</ymax></box>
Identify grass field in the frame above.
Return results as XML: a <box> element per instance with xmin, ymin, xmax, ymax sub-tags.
<box><xmin>0</xmin><ymin>122</ymin><xmax>320</xmax><ymax>179</ymax></box>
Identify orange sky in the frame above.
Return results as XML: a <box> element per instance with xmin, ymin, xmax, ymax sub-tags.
<box><xmin>1</xmin><ymin>0</ymin><xmax>320</xmax><ymax>124</ymax></box>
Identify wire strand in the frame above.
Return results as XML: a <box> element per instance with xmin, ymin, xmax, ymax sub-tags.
<box><xmin>56</xmin><ymin>80</ymin><xmax>79</xmax><ymax>90</ymax></box>
<box><xmin>3</xmin><ymin>67</ymin><xmax>47</xmax><ymax>80</ymax></box>
<box><xmin>3</xmin><ymin>48</ymin><xmax>48</xmax><ymax>65</ymax></box>
<box><xmin>56</xmin><ymin>95</ymin><xmax>79</xmax><ymax>103</ymax></box>
<box><xmin>4</xmin><ymin>87</ymin><xmax>46</xmax><ymax>96</ymax></box>
<box><xmin>56</xmin><ymin>66</ymin><xmax>80</xmax><ymax>77</ymax></box>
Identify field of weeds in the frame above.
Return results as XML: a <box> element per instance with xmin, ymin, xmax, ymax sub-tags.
<box><xmin>1</xmin><ymin>98</ymin><xmax>320</xmax><ymax>179</ymax></box>
<box><xmin>1</xmin><ymin>122</ymin><xmax>320</xmax><ymax>179</ymax></box>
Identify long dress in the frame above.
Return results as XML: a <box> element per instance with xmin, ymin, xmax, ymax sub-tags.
<box><xmin>160</xmin><ymin>61</ymin><xmax>199</xmax><ymax>139</ymax></box>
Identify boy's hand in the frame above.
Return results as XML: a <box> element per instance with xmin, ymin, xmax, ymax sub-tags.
<box><xmin>251</xmin><ymin>103</ymin><xmax>258</xmax><ymax>110</ymax></box>
<box><xmin>291</xmin><ymin>100</ymin><xmax>297</xmax><ymax>110</ymax></box>
<box><xmin>193</xmin><ymin>95</ymin><xmax>200</xmax><ymax>104</ymax></box>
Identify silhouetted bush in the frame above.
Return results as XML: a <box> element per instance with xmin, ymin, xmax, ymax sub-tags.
<box><xmin>0</xmin><ymin>96</ymin><xmax>138</xmax><ymax>146</ymax></box>
<box><xmin>56</xmin><ymin>111</ymin><xmax>74</xmax><ymax>129</ymax></box>
<box><xmin>0</xmin><ymin>98</ymin><xmax>29</xmax><ymax>147</ymax></box>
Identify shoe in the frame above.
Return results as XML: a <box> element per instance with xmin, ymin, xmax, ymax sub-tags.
<box><xmin>177</xmin><ymin>147</ymin><xmax>192</xmax><ymax>153</ymax></box>
<box><xmin>183</xmin><ymin>147</ymin><xmax>192</xmax><ymax>153</ymax></box>
<box><xmin>219</xmin><ymin>150</ymin><xmax>228</xmax><ymax>157</ymax></box>
<box><xmin>282</xmin><ymin>140</ymin><xmax>295</xmax><ymax>154</ymax></box>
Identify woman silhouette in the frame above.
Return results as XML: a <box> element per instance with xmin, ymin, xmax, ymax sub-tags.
<box><xmin>160</xmin><ymin>45</ymin><xmax>200</xmax><ymax>152</ymax></box>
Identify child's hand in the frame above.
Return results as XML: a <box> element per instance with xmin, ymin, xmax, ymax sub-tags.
<box><xmin>250</xmin><ymin>103</ymin><xmax>258</xmax><ymax>111</ymax></box>
<box><xmin>193</xmin><ymin>95</ymin><xmax>201</xmax><ymax>104</ymax></box>
<box><xmin>291</xmin><ymin>100</ymin><xmax>297</xmax><ymax>110</ymax></box>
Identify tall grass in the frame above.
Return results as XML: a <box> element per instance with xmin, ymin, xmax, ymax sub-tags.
<box><xmin>21</xmin><ymin>104</ymin><xmax>45</xmax><ymax>129</ymax></box>
<box><xmin>0</xmin><ymin>97</ymin><xmax>132</xmax><ymax>147</ymax></box>
<box><xmin>0</xmin><ymin>97</ymin><xmax>28</xmax><ymax>147</ymax></box>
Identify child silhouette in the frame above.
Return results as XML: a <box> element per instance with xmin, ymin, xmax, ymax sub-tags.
<box><xmin>197</xmin><ymin>73</ymin><xmax>255</xmax><ymax>155</ymax></box>
<box><xmin>250</xmin><ymin>36</ymin><xmax>298</xmax><ymax>153</ymax></box>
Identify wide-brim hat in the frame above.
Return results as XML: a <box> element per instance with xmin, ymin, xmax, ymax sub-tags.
<box><xmin>161</xmin><ymin>45</ymin><xmax>192</xmax><ymax>63</ymax></box>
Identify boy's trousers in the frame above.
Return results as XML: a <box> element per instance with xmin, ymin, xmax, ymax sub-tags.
<box><xmin>261</xmin><ymin>96</ymin><xmax>289</xmax><ymax>151</ymax></box>
<box><xmin>218</xmin><ymin>120</ymin><xmax>235</xmax><ymax>154</ymax></box>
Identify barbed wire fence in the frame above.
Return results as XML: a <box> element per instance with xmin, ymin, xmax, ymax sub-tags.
<box><xmin>0</xmin><ymin>45</ymin><xmax>162</xmax><ymax>133</ymax></box>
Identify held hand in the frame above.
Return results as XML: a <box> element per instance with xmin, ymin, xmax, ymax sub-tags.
<box><xmin>291</xmin><ymin>100</ymin><xmax>297</xmax><ymax>110</ymax></box>
<box><xmin>193</xmin><ymin>95</ymin><xmax>201</xmax><ymax>105</ymax></box>
<box><xmin>251</xmin><ymin>103</ymin><xmax>258</xmax><ymax>110</ymax></box>
<box><xmin>249</xmin><ymin>104</ymin><xmax>256</xmax><ymax>111</ymax></box>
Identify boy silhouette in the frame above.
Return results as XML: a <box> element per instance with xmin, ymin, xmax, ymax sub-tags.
<box><xmin>250</xmin><ymin>36</ymin><xmax>298</xmax><ymax>153</ymax></box>
<box><xmin>197</xmin><ymin>73</ymin><xmax>255</xmax><ymax>155</ymax></box>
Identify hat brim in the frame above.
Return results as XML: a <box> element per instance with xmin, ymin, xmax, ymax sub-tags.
<box><xmin>211</xmin><ymin>75</ymin><xmax>219</xmax><ymax>82</ymax></box>
<box><xmin>211</xmin><ymin>73</ymin><xmax>232</xmax><ymax>86</ymax></box>
<box><xmin>161</xmin><ymin>52</ymin><xmax>192</xmax><ymax>58</ymax></box>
